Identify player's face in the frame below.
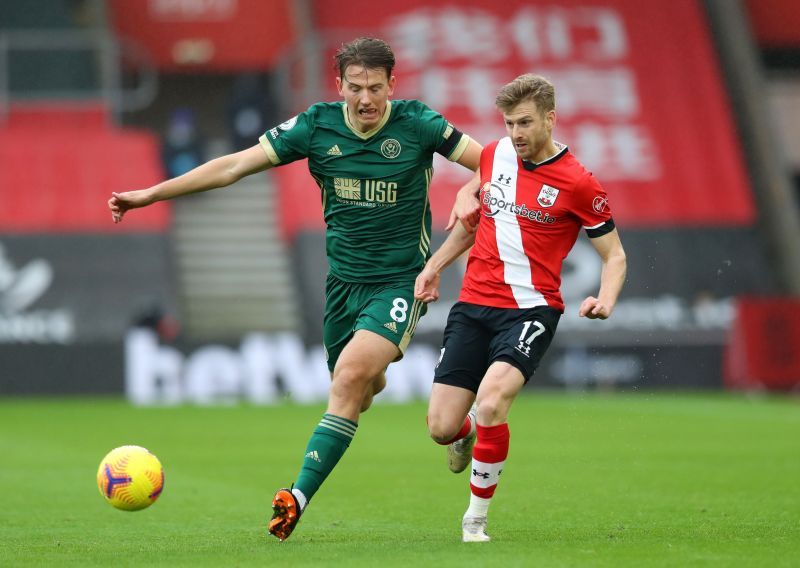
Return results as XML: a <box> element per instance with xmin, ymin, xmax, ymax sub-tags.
<box><xmin>503</xmin><ymin>101</ymin><xmax>555</xmax><ymax>162</ymax></box>
<box><xmin>336</xmin><ymin>65</ymin><xmax>395</xmax><ymax>133</ymax></box>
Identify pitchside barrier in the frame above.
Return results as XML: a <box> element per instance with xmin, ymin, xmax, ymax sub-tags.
<box><xmin>119</xmin><ymin>327</ymin><xmax>730</xmax><ymax>406</ymax></box>
<box><xmin>0</xmin><ymin>224</ymin><xmax>781</xmax><ymax>399</ymax></box>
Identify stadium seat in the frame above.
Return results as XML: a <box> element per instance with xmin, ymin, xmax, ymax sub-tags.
<box><xmin>0</xmin><ymin>104</ymin><xmax>170</xmax><ymax>232</ymax></box>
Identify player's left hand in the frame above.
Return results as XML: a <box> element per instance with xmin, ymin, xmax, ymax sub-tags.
<box><xmin>414</xmin><ymin>267</ymin><xmax>441</xmax><ymax>303</ymax></box>
<box><xmin>578</xmin><ymin>296</ymin><xmax>612</xmax><ymax>319</ymax></box>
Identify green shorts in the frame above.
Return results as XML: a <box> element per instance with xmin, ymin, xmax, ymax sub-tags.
<box><xmin>323</xmin><ymin>274</ymin><xmax>427</xmax><ymax>372</ymax></box>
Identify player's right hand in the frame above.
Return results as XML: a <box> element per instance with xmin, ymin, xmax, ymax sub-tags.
<box><xmin>578</xmin><ymin>296</ymin><xmax>613</xmax><ymax>320</ymax></box>
<box><xmin>445</xmin><ymin>182</ymin><xmax>483</xmax><ymax>233</ymax></box>
<box><xmin>414</xmin><ymin>267</ymin><xmax>441</xmax><ymax>303</ymax></box>
<box><xmin>108</xmin><ymin>189</ymin><xmax>155</xmax><ymax>223</ymax></box>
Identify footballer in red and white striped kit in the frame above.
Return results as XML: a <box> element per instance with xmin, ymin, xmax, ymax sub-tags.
<box><xmin>415</xmin><ymin>74</ymin><xmax>627</xmax><ymax>543</ymax></box>
<box><xmin>461</xmin><ymin>136</ymin><xmax>613</xmax><ymax>312</ymax></box>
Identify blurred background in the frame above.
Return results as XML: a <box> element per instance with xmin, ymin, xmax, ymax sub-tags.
<box><xmin>1</xmin><ymin>0</ymin><xmax>799</xmax><ymax>404</ymax></box>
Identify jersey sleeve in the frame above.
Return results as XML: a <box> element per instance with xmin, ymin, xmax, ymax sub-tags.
<box><xmin>415</xmin><ymin>102</ymin><xmax>471</xmax><ymax>162</ymax></box>
<box><xmin>575</xmin><ymin>173</ymin><xmax>616</xmax><ymax>238</ymax></box>
<box><xmin>258</xmin><ymin>107</ymin><xmax>315</xmax><ymax>166</ymax></box>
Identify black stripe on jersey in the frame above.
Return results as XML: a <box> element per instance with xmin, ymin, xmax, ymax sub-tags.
<box><xmin>435</xmin><ymin>127</ymin><xmax>464</xmax><ymax>158</ymax></box>
<box><xmin>586</xmin><ymin>217</ymin><xmax>615</xmax><ymax>238</ymax></box>
<box><xmin>521</xmin><ymin>144</ymin><xmax>569</xmax><ymax>171</ymax></box>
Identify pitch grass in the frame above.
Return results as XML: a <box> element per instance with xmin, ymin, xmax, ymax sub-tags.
<box><xmin>0</xmin><ymin>393</ymin><xmax>797</xmax><ymax>567</ymax></box>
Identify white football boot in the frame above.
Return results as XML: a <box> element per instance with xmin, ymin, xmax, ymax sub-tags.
<box><xmin>462</xmin><ymin>514</ymin><xmax>490</xmax><ymax>542</ymax></box>
<box><xmin>447</xmin><ymin>404</ymin><xmax>477</xmax><ymax>473</ymax></box>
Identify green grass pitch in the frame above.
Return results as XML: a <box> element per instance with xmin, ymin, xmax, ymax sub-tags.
<box><xmin>0</xmin><ymin>393</ymin><xmax>797</xmax><ymax>567</ymax></box>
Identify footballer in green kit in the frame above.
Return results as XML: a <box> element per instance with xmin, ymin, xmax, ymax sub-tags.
<box><xmin>108</xmin><ymin>36</ymin><xmax>481</xmax><ymax>542</ymax></box>
<box><xmin>259</xmin><ymin>99</ymin><xmax>470</xmax><ymax>371</ymax></box>
<box><xmin>259</xmin><ymin>99</ymin><xmax>467</xmax><ymax>283</ymax></box>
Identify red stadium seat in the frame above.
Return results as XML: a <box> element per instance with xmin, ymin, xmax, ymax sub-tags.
<box><xmin>0</xmin><ymin>104</ymin><xmax>170</xmax><ymax>233</ymax></box>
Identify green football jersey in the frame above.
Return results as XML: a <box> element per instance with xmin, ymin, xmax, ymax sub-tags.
<box><xmin>259</xmin><ymin>99</ymin><xmax>470</xmax><ymax>282</ymax></box>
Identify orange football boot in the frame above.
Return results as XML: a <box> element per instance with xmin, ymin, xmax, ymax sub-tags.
<box><xmin>268</xmin><ymin>488</ymin><xmax>302</xmax><ymax>541</ymax></box>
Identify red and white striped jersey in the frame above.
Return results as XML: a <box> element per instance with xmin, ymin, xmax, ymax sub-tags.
<box><xmin>459</xmin><ymin>137</ymin><xmax>614</xmax><ymax>312</ymax></box>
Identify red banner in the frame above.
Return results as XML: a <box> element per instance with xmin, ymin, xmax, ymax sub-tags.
<box><xmin>275</xmin><ymin>0</ymin><xmax>754</xmax><ymax>238</ymax></box>
<box><xmin>745</xmin><ymin>0</ymin><xmax>800</xmax><ymax>47</ymax></box>
<box><xmin>724</xmin><ymin>298</ymin><xmax>800</xmax><ymax>390</ymax></box>
<box><xmin>109</xmin><ymin>0</ymin><xmax>295</xmax><ymax>71</ymax></box>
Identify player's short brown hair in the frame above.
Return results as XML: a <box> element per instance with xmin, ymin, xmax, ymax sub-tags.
<box><xmin>495</xmin><ymin>74</ymin><xmax>555</xmax><ymax>115</ymax></box>
<box><xmin>334</xmin><ymin>37</ymin><xmax>395</xmax><ymax>80</ymax></box>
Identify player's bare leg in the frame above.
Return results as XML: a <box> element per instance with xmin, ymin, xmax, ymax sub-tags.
<box><xmin>360</xmin><ymin>371</ymin><xmax>387</xmax><ymax>412</ymax></box>
<box><xmin>427</xmin><ymin>384</ymin><xmax>475</xmax><ymax>442</ymax></box>
<box><xmin>474</xmin><ymin>363</ymin><xmax>523</xmax><ymax>426</ymax></box>
<box><xmin>329</xmin><ymin>330</ymin><xmax>398</xmax><ymax>421</ymax></box>
<box><xmin>329</xmin><ymin>369</ymin><xmax>385</xmax><ymax>413</ymax></box>
<box><xmin>427</xmin><ymin>384</ymin><xmax>477</xmax><ymax>472</ymax></box>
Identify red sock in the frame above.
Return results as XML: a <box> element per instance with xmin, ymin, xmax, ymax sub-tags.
<box><xmin>469</xmin><ymin>423</ymin><xmax>510</xmax><ymax>499</ymax></box>
<box><xmin>428</xmin><ymin>414</ymin><xmax>473</xmax><ymax>445</ymax></box>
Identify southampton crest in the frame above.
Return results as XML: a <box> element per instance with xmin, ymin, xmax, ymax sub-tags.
<box><xmin>380</xmin><ymin>138</ymin><xmax>401</xmax><ymax>159</ymax></box>
<box><xmin>592</xmin><ymin>196</ymin><xmax>608</xmax><ymax>213</ymax></box>
<box><xmin>537</xmin><ymin>184</ymin><xmax>559</xmax><ymax>208</ymax></box>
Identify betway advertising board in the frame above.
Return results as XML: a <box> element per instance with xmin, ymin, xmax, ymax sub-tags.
<box><xmin>120</xmin><ymin>220</ymin><xmax>773</xmax><ymax>405</ymax></box>
<box><xmin>0</xmin><ymin>224</ymin><xmax>773</xmax><ymax>397</ymax></box>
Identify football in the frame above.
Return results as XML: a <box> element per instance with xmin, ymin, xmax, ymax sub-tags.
<box><xmin>97</xmin><ymin>445</ymin><xmax>164</xmax><ymax>511</ymax></box>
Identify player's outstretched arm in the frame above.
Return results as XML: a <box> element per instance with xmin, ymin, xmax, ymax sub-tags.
<box><xmin>579</xmin><ymin>229</ymin><xmax>627</xmax><ymax>319</ymax></box>
<box><xmin>109</xmin><ymin>144</ymin><xmax>271</xmax><ymax>223</ymax></box>
<box><xmin>414</xmin><ymin>222</ymin><xmax>476</xmax><ymax>303</ymax></box>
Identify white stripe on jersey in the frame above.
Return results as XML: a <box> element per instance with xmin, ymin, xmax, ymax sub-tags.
<box><xmin>583</xmin><ymin>221</ymin><xmax>607</xmax><ymax>230</ymax></box>
<box><xmin>491</xmin><ymin>138</ymin><xmax>547</xmax><ymax>308</ymax></box>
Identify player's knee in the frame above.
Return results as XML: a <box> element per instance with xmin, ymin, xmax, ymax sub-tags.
<box><xmin>331</xmin><ymin>364</ymin><xmax>371</xmax><ymax>399</ymax></box>
<box><xmin>475</xmin><ymin>395</ymin><xmax>507</xmax><ymax>425</ymax></box>
<box><xmin>427</xmin><ymin>414</ymin><xmax>458</xmax><ymax>444</ymax></box>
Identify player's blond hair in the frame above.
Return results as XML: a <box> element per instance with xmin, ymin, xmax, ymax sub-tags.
<box><xmin>495</xmin><ymin>74</ymin><xmax>555</xmax><ymax>115</ymax></box>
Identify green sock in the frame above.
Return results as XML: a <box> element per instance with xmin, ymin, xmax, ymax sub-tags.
<box><xmin>294</xmin><ymin>413</ymin><xmax>358</xmax><ymax>504</ymax></box>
